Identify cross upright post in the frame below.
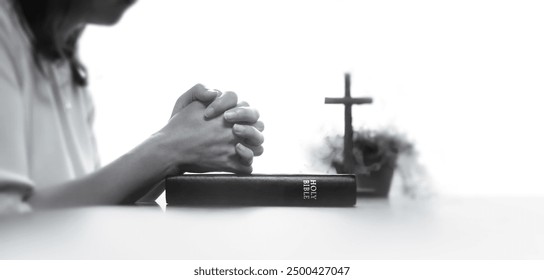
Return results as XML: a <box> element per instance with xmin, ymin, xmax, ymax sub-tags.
<box><xmin>325</xmin><ymin>73</ymin><xmax>373</xmax><ymax>173</ymax></box>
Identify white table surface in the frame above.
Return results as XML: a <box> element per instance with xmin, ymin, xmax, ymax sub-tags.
<box><xmin>1</xmin><ymin>196</ymin><xmax>543</xmax><ymax>259</ymax></box>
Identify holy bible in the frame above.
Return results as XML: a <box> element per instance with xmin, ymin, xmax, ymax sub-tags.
<box><xmin>165</xmin><ymin>174</ymin><xmax>356</xmax><ymax>206</ymax></box>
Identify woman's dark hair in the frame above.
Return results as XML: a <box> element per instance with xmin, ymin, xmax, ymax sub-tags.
<box><xmin>12</xmin><ymin>0</ymin><xmax>88</xmax><ymax>86</ymax></box>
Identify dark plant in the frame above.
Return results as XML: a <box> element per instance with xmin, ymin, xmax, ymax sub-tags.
<box><xmin>324</xmin><ymin>127</ymin><xmax>414</xmax><ymax>175</ymax></box>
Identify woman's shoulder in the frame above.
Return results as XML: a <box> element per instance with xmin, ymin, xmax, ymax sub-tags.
<box><xmin>0</xmin><ymin>0</ymin><xmax>30</xmax><ymax>47</ymax></box>
<box><xmin>0</xmin><ymin>0</ymin><xmax>16</xmax><ymax>31</ymax></box>
<box><xmin>0</xmin><ymin>0</ymin><xmax>33</xmax><ymax>88</ymax></box>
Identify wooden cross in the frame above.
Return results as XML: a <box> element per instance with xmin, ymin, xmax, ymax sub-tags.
<box><xmin>325</xmin><ymin>73</ymin><xmax>373</xmax><ymax>173</ymax></box>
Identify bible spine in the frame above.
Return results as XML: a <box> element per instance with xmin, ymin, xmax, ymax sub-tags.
<box><xmin>165</xmin><ymin>174</ymin><xmax>356</xmax><ymax>206</ymax></box>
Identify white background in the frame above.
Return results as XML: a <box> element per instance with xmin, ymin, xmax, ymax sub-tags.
<box><xmin>80</xmin><ymin>0</ymin><xmax>544</xmax><ymax>196</ymax></box>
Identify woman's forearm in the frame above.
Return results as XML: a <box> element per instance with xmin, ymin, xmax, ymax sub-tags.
<box><xmin>28</xmin><ymin>134</ymin><xmax>177</xmax><ymax>209</ymax></box>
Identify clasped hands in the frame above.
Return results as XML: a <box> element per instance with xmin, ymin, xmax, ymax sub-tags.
<box><xmin>158</xmin><ymin>84</ymin><xmax>264</xmax><ymax>175</ymax></box>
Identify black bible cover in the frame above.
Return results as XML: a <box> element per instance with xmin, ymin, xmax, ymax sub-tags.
<box><xmin>165</xmin><ymin>174</ymin><xmax>356</xmax><ymax>206</ymax></box>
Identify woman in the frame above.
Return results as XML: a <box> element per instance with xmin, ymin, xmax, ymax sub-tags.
<box><xmin>0</xmin><ymin>0</ymin><xmax>264</xmax><ymax>214</ymax></box>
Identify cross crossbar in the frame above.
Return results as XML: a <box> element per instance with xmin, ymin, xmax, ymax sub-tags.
<box><xmin>325</xmin><ymin>97</ymin><xmax>373</xmax><ymax>105</ymax></box>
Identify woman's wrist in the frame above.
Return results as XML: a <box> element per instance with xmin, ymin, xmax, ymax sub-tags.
<box><xmin>135</xmin><ymin>132</ymin><xmax>182</xmax><ymax>178</ymax></box>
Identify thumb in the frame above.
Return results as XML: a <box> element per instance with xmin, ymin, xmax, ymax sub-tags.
<box><xmin>172</xmin><ymin>84</ymin><xmax>220</xmax><ymax>117</ymax></box>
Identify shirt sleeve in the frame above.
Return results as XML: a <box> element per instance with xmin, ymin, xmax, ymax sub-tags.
<box><xmin>0</xmin><ymin>11</ymin><xmax>34</xmax><ymax>213</ymax></box>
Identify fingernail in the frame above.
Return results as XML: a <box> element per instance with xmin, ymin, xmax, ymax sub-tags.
<box><xmin>204</xmin><ymin>107</ymin><xmax>215</xmax><ymax>118</ymax></box>
<box><xmin>233</xmin><ymin>124</ymin><xmax>243</xmax><ymax>134</ymax></box>
<box><xmin>207</xmin><ymin>89</ymin><xmax>221</xmax><ymax>97</ymax></box>
<box><xmin>224</xmin><ymin>110</ymin><xmax>236</xmax><ymax>121</ymax></box>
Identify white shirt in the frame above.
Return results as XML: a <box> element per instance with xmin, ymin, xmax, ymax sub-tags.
<box><xmin>0</xmin><ymin>0</ymin><xmax>99</xmax><ymax>214</ymax></box>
